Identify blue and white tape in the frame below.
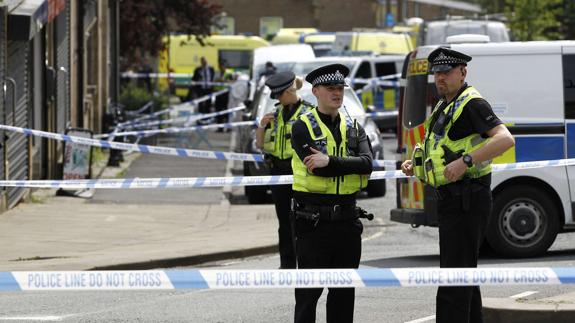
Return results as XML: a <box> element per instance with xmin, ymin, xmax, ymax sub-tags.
<box><xmin>2</xmin><ymin>267</ymin><xmax>573</xmax><ymax>291</ymax></box>
<box><xmin>365</xmin><ymin>111</ymin><xmax>398</xmax><ymax>119</ymax></box>
<box><xmin>117</xmin><ymin>89</ymin><xmax>230</xmax><ymax>129</ymax></box>
<box><xmin>103</xmin><ymin>120</ymin><xmax>258</xmax><ymax>138</ymax></box>
<box><xmin>0</xmin><ymin>124</ymin><xmax>264</xmax><ymax>163</ymax></box>
<box><xmin>1</xmin><ymin>157</ymin><xmax>575</xmax><ymax>189</ymax></box>
<box><xmin>0</xmin><ymin>124</ymin><xmax>396</xmax><ymax>167</ymax></box>
<box><xmin>105</xmin><ymin>106</ymin><xmax>246</xmax><ymax>134</ymax></box>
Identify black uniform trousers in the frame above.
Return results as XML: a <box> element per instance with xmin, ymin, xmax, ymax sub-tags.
<box><xmin>214</xmin><ymin>91</ymin><xmax>230</xmax><ymax>124</ymax></box>
<box><xmin>294</xmin><ymin>215</ymin><xmax>363</xmax><ymax>323</ymax></box>
<box><xmin>435</xmin><ymin>179</ymin><xmax>492</xmax><ymax>323</ymax></box>
<box><xmin>270</xmin><ymin>161</ymin><xmax>296</xmax><ymax>269</ymax></box>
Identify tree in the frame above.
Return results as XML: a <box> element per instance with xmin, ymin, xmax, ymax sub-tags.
<box><xmin>120</xmin><ymin>0</ymin><xmax>221</xmax><ymax>70</ymax></box>
<box><xmin>504</xmin><ymin>0</ymin><xmax>561</xmax><ymax>40</ymax></box>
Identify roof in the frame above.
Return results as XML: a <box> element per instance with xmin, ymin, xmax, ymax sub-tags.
<box><xmin>409</xmin><ymin>0</ymin><xmax>482</xmax><ymax>13</ymax></box>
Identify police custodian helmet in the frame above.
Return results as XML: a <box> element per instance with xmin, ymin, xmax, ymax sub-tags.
<box><xmin>265</xmin><ymin>71</ymin><xmax>296</xmax><ymax>99</ymax></box>
<box><xmin>428</xmin><ymin>47</ymin><xmax>472</xmax><ymax>73</ymax></box>
<box><xmin>305</xmin><ymin>63</ymin><xmax>349</xmax><ymax>87</ymax></box>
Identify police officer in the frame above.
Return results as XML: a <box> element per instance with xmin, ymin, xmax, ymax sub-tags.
<box><xmin>290</xmin><ymin>64</ymin><xmax>373</xmax><ymax>323</ymax></box>
<box><xmin>256</xmin><ymin>71</ymin><xmax>314</xmax><ymax>269</ymax></box>
<box><xmin>401</xmin><ymin>47</ymin><xmax>515</xmax><ymax>323</ymax></box>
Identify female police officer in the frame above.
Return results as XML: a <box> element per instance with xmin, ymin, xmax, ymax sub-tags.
<box><xmin>401</xmin><ymin>47</ymin><xmax>514</xmax><ymax>323</ymax></box>
<box><xmin>290</xmin><ymin>64</ymin><xmax>373</xmax><ymax>323</ymax></box>
<box><xmin>256</xmin><ymin>71</ymin><xmax>313</xmax><ymax>269</ymax></box>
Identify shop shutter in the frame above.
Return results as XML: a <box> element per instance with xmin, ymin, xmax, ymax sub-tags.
<box><xmin>55</xmin><ymin>1</ymin><xmax>70</xmax><ymax>133</ymax></box>
<box><xmin>6</xmin><ymin>40</ymin><xmax>30</xmax><ymax>208</ymax></box>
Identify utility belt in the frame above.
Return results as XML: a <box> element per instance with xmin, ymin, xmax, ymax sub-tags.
<box><xmin>291</xmin><ymin>199</ymin><xmax>373</xmax><ymax>225</ymax></box>
<box><xmin>434</xmin><ymin>177</ymin><xmax>490</xmax><ymax>212</ymax></box>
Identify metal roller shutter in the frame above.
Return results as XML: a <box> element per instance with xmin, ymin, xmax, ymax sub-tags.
<box><xmin>0</xmin><ymin>9</ymin><xmax>6</xmax><ymax>191</ymax></box>
<box><xmin>6</xmin><ymin>40</ymin><xmax>30</xmax><ymax>208</ymax></box>
<box><xmin>55</xmin><ymin>1</ymin><xmax>70</xmax><ymax>133</ymax></box>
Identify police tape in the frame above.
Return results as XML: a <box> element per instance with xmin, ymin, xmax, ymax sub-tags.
<box><xmin>0</xmin><ymin>124</ymin><xmax>396</xmax><ymax>168</ymax></box>
<box><xmin>105</xmin><ymin>106</ymin><xmax>246</xmax><ymax>134</ymax></box>
<box><xmin>365</xmin><ymin>111</ymin><xmax>398</xmax><ymax>119</ymax></box>
<box><xmin>103</xmin><ymin>120</ymin><xmax>258</xmax><ymax>138</ymax></box>
<box><xmin>0</xmin><ymin>124</ymin><xmax>264</xmax><ymax>163</ymax></box>
<box><xmin>120</xmin><ymin>72</ymin><xmax>233</xmax><ymax>87</ymax></box>
<box><xmin>1</xmin><ymin>267</ymin><xmax>573</xmax><ymax>291</ymax></box>
<box><xmin>1</xmin><ymin>156</ymin><xmax>575</xmax><ymax>189</ymax></box>
<box><xmin>117</xmin><ymin>89</ymin><xmax>230</xmax><ymax>128</ymax></box>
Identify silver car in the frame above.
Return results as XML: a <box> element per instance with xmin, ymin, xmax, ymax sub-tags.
<box><xmin>239</xmin><ymin>82</ymin><xmax>386</xmax><ymax>204</ymax></box>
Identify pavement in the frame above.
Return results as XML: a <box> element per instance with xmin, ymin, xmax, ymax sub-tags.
<box><xmin>0</xmin><ymin>131</ymin><xmax>278</xmax><ymax>272</ymax></box>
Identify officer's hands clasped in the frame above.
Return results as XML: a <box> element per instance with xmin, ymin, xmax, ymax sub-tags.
<box><xmin>303</xmin><ymin>147</ymin><xmax>329</xmax><ymax>172</ymax></box>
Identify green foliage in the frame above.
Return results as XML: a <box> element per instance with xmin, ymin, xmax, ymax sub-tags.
<box><xmin>504</xmin><ymin>0</ymin><xmax>562</xmax><ymax>40</ymax></box>
<box><xmin>119</xmin><ymin>83</ymin><xmax>167</xmax><ymax>112</ymax></box>
<box><xmin>120</xmin><ymin>0</ymin><xmax>221</xmax><ymax>70</ymax></box>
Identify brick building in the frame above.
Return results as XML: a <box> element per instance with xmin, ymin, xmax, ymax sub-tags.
<box><xmin>213</xmin><ymin>0</ymin><xmax>482</xmax><ymax>36</ymax></box>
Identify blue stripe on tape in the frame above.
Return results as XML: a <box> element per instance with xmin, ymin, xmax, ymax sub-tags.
<box><xmin>268</xmin><ymin>176</ymin><xmax>280</xmax><ymax>186</ymax></box>
<box><xmin>214</xmin><ymin>152</ymin><xmax>225</xmax><ymax>160</ymax></box>
<box><xmin>88</xmin><ymin>180</ymin><xmax>99</xmax><ymax>189</ymax></box>
<box><xmin>194</xmin><ymin>177</ymin><xmax>206</xmax><ymax>188</ymax></box>
<box><xmin>358</xmin><ymin>269</ymin><xmax>401</xmax><ymax>287</ymax></box>
<box><xmin>158</xmin><ymin>178</ymin><xmax>169</xmax><ymax>188</ymax></box>
<box><xmin>63</xmin><ymin>135</ymin><xmax>71</xmax><ymax>142</ymax></box>
<box><xmin>165</xmin><ymin>270</ymin><xmax>208</xmax><ymax>289</ymax></box>
<box><xmin>100</xmin><ymin>140</ymin><xmax>111</xmax><ymax>149</ymax></box>
<box><xmin>139</xmin><ymin>145</ymin><xmax>150</xmax><ymax>154</ymax></box>
<box><xmin>553</xmin><ymin>268</ymin><xmax>575</xmax><ymax>284</ymax></box>
<box><xmin>232</xmin><ymin>176</ymin><xmax>242</xmax><ymax>187</ymax></box>
<box><xmin>0</xmin><ymin>273</ymin><xmax>21</xmax><ymax>291</ymax></box>
<box><xmin>122</xmin><ymin>178</ymin><xmax>134</xmax><ymax>189</ymax></box>
<box><xmin>176</xmin><ymin>149</ymin><xmax>188</xmax><ymax>157</ymax></box>
<box><xmin>24</xmin><ymin>129</ymin><xmax>33</xmax><ymax>136</ymax></box>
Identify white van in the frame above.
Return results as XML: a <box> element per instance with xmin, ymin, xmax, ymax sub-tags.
<box><xmin>392</xmin><ymin>41</ymin><xmax>575</xmax><ymax>257</ymax></box>
<box><xmin>421</xmin><ymin>19</ymin><xmax>510</xmax><ymax>45</ymax></box>
<box><xmin>249</xmin><ymin>44</ymin><xmax>315</xmax><ymax>100</ymax></box>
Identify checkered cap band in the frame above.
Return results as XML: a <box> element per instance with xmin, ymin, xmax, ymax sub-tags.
<box><xmin>312</xmin><ymin>70</ymin><xmax>346</xmax><ymax>86</ymax></box>
<box><xmin>431</xmin><ymin>52</ymin><xmax>468</xmax><ymax>67</ymax></box>
<box><xmin>270</xmin><ymin>82</ymin><xmax>292</xmax><ymax>94</ymax></box>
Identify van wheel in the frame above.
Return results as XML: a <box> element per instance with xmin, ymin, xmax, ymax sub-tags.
<box><xmin>367</xmin><ymin>179</ymin><xmax>386</xmax><ymax>197</ymax></box>
<box><xmin>486</xmin><ymin>186</ymin><xmax>559</xmax><ymax>258</ymax></box>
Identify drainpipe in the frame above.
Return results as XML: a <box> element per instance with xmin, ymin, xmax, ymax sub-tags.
<box><xmin>76</xmin><ymin>0</ymin><xmax>84</xmax><ymax>127</ymax></box>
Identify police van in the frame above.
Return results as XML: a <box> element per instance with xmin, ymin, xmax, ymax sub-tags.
<box><xmin>391</xmin><ymin>40</ymin><xmax>575</xmax><ymax>258</ymax></box>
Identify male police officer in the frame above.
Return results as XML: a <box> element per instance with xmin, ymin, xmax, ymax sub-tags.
<box><xmin>290</xmin><ymin>64</ymin><xmax>373</xmax><ymax>323</ymax></box>
<box><xmin>401</xmin><ymin>47</ymin><xmax>514</xmax><ymax>322</ymax></box>
<box><xmin>256</xmin><ymin>71</ymin><xmax>313</xmax><ymax>269</ymax></box>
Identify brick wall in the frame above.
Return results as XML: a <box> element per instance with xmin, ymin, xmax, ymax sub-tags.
<box><xmin>214</xmin><ymin>0</ymin><xmax>480</xmax><ymax>35</ymax></box>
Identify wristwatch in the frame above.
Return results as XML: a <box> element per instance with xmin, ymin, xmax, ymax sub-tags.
<box><xmin>462</xmin><ymin>154</ymin><xmax>473</xmax><ymax>168</ymax></box>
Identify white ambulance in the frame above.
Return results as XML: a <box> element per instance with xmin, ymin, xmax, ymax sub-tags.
<box><xmin>391</xmin><ymin>40</ymin><xmax>575</xmax><ymax>257</ymax></box>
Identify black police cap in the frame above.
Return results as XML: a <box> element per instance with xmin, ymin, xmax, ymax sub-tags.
<box><xmin>305</xmin><ymin>63</ymin><xmax>349</xmax><ymax>87</ymax></box>
<box><xmin>265</xmin><ymin>71</ymin><xmax>296</xmax><ymax>99</ymax></box>
<box><xmin>428</xmin><ymin>47</ymin><xmax>472</xmax><ymax>73</ymax></box>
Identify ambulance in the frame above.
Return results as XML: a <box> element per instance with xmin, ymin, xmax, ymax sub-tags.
<box><xmin>391</xmin><ymin>40</ymin><xmax>575</xmax><ymax>258</ymax></box>
<box><xmin>158</xmin><ymin>35</ymin><xmax>269</xmax><ymax>100</ymax></box>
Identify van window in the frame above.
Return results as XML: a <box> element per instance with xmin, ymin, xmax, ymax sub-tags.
<box><xmin>564</xmin><ymin>54</ymin><xmax>575</xmax><ymax>119</ymax></box>
<box><xmin>356</xmin><ymin>61</ymin><xmax>372</xmax><ymax>79</ymax></box>
<box><xmin>375</xmin><ymin>62</ymin><xmax>397</xmax><ymax>77</ymax></box>
<box><xmin>219</xmin><ymin>50</ymin><xmax>251</xmax><ymax>71</ymax></box>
